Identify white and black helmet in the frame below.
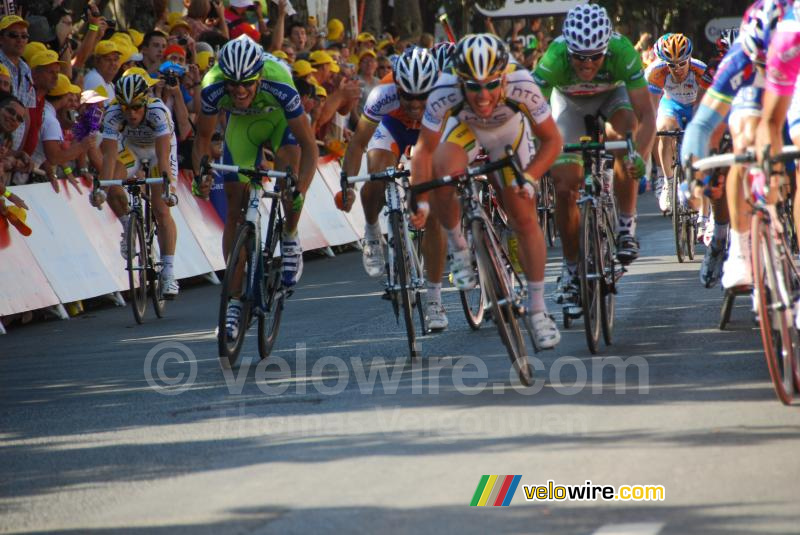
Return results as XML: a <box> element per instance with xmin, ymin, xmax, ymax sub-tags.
<box><xmin>432</xmin><ymin>41</ymin><xmax>456</xmax><ymax>72</ymax></box>
<box><xmin>115</xmin><ymin>74</ymin><xmax>149</xmax><ymax>105</ymax></box>
<box><xmin>218</xmin><ymin>35</ymin><xmax>264</xmax><ymax>81</ymax></box>
<box><xmin>562</xmin><ymin>4</ymin><xmax>612</xmax><ymax>53</ymax></box>
<box><xmin>393</xmin><ymin>47</ymin><xmax>438</xmax><ymax>95</ymax></box>
<box><xmin>454</xmin><ymin>33</ymin><xmax>509</xmax><ymax>81</ymax></box>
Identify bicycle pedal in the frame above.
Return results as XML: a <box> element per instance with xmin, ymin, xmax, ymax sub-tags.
<box><xmin>564</xmin><ymin>305</ymin><xmax>582</xmax><ymax>318</ymax></box>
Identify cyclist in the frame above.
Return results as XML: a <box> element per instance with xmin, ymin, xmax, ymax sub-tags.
<box><xmin>682</xmin><ymin>0</ymin><xmax>787</xmax><ymax>289</ymax></box>
<box><xmin>431</xmin><ymin>41</ymin><xmax>455</xmax><ymax>73</ymax></box>
<box><xmin>192</xmin><ymin>35</ymin><xmax>319</xmax><ymax>339</ymax></box>
<box><xmin>91</xmin><ymin>72</ymin><xmax>181</xmax><ymax>298</ymax></box>
<box><xmin>646</xmin><ymin>33</ymin><xmax>711</xmax><ymax>214</ymax></box>
<box><xmin>409</xmin><ymin>33</ymin><xmax>563</xmax><ymax>348</ymax></box>
<box><xmin>339</xmin><ymin>48</ymin><xmax>453</xmax><ymax>329</ymax></box>
<box><xmin>532</xmin><ymin>3</ymin><xmax>655</xmax><ymax>307</ymax></box>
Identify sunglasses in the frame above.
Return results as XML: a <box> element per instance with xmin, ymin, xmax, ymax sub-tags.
<box><xmin>462</xmin><ymin>78</ymin><xmax>503</xmax><ymax>92</ymax></box>
<box><xmin>398</xmin><ymin>89</ymin><xmax>430</xmax><ymax>101</ymax></box>
<box><xmin>121</xmin><ymin>102</ymin><xmax>146</xmax><ymax>112</ymax></box>
<box><xmin>570</xmin><ymin>51</ymin><xmax>604</xmax><ymax>62</ymax></box>
<box><xmin>224</xmin><ymin>79</ymin><xmax>258</xmax><ymax>88</ymax></box>
<box><xmin>3</xmin><ymin>107</ymin><xmax>23</xmax><ymax>123</ymax></box>
<box><xmin>667</xmin><ymin>60</ymin><xmax>688</xmax><ymax>69</ymax></box>
<box><xmin>5</xmin><ymin>31</ymin><xmax>29</xmax><ymax>40</ymax></box>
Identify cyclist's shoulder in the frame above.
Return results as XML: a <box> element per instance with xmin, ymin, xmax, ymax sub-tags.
<box><xmin>605</xmin><ymin>34</ymin><xmax>642</xmax><ymax>70</ymax></box>
<box><xmin>259</xmin><ymin>56</ymin><xmax>294</xmax><ymax>85</ymax></box>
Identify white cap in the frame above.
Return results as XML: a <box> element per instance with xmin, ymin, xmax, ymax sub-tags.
<box><xmin>230</xmin><ymin>0</ymin><xmax>254</xmax><ymax>7</ymax></box>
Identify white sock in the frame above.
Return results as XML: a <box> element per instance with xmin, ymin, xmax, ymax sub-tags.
<box><xmin>729</xmin><ymin>229</ymin><xmax>748</xmax><ymax>258</ymax></box>
<box><xmin>364</xmin><ymin>221</ymin><xmax>381</xmax><ymax>241</ymax></box>
<box><xmin>618</xmin><ymin>213</ymin><xmax>636</xmax><ymax>236</ymax></box>
<box><xmin>427</xmin><ymin>282</ymin><xmax>442</xmax><ymax>304</ymax></box>
<box><xmin>445</xmin><ymin>225</ymin><xmax>468</xmax><ymax>251</ymax></box>
<box><xmin>527</xmin><ymin>280</ymin><xmax>546</xmax><ymax>315</ymax></box>
<box><xmin>282</xmin><ymin>228</ymin><xmax>298</xmax><ymax>241</ymax></box>
<box><xmin>162</xmin><ymin>255</ymin><xmax>174</xmax><ymax>279</ymax></box>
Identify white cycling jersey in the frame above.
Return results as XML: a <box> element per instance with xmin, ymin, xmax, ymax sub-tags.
<box><xmin>101</xmin><ymin>98</ymin><xmax>175</xmax><ymax>147</ymax></box>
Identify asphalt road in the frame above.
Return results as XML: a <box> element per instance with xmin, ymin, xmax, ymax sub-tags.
<box><xmin>2</xmin><ymin>194</ymin><xmax>800</xmax><ymax>535</ymax></box>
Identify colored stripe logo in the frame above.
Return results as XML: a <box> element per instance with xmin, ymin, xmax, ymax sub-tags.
<box><xmin>470</xmin><ymin>475</ymin><xmax>522</xmax><ymax>506</ymax></box>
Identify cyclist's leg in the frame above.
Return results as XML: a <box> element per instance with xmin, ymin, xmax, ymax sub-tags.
<box><xmin>271</xmin><ymin>117</ymin><xmax>305</xmax><ymax>286</ymax></box>
<box><xmin>142</xmin><ymin>143</ymin><xmax>179</xmax><ymax>294</ymax></box>
<box><xmin>109</xmin><ymin>149</ymin><xmax>134</xmax><ymax>259</ymax></box>
<box><xmin>359</xmin><ymin>146</ymin><xmax>395</xmax><ymax>277</ymax></box>
<box><xmin>654</xmin><ymin>99</ymin><xmax>685</xmax><ymax>210</ymax></box>
<box><xmin>432</xmin><ymin>119</ymin><xmax>473</xmax><ymax>290</ymax></box>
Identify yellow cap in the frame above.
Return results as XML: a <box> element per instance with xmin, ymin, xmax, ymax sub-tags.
<box><xmin>29</xmin><ymin>50</ymin><xmax>65</xmax><ymax>69</ymax></box>
<box><xmin>309</xmin><ymin>50</ymin><xmax>334</xmax><ymax>65</ymax></box>
<box><xmin>94</xmin><ymin>40</ymin><xmax>121</xmax><ymax>57</ymax></box>
<box><xmin>308</xmin><ymin>15</ymin><xmax>317</xmax><ymax>26</ymax></box>
<box><xmin>357</xmin><ymin>32</ymin><xmax>376</xmax><ymax>43</ymax></box>
<box><xmin>377</xmin><ymin>39</ymin><xmax>392</xmax><ymax>51</ymax></box>
<box><xmin>110</xmin><ymin>32</ymin><xmax>133</xmax><ymax>47</ymax></box>
<box><xmin>292</xmin><ymin>60</ymin><xmax>316</xmax><ymax>77</ymax></box>
<box><xmin>0</xmin><ymin>63</ymin><xmax>8</xmax><ymax>78</ymax></box>
<box><xmin>272</xmin><ymin>50</ymin><xmax>289</xmax><ymax>61</ymax></box>
<box><xmin>119</xmin><ymin>45</ymin><xmax>141</xmax><ymax>65</ymax></box>
<box><xmin>0</xmin><ymin>15</ymin><xmax>28</xmax><ymax>32</ymax></box>
<box><xmin>330</xmin><ymin>61</ymin><xmax>340</xmax><ymax>73</ymax></box>
<box><xmin>327</xmin><ymin>18</ymin><xmax>344</xmax><ymax>41</ymax></box>
<box><xmin>358</xmin><ymin>49</ymin><xmax>377</xmax><ymax>62</ymax></box>
<box><xmin>167</xmin><ymin>12</ymin><xmax>190</xmax><ymax>33</ymax></box>
<box><xmin>122</xmin><ymin>67</ymin><xmax>159</xmax><ymax>86</ymax></box>
<box><xmin>128</xmin><ymin>29</ymin><xmax>144</xmax><ymax>48</ymax></box>
<box><xmin>23</xmin><ymin>42</ymin><xmax>47</xmax><ymax>65</ymax></box>
<box><xmin>49</xmin><ymin>74</ymin><xmax>81</xmax><ymax>97</ymax></box>
<box><xmin>196</xmin><ymin>51</ymin><xmax>213</xmax><ymax>71</ymax></box>
<box><xmin>315</xmin><ymin>84</ymin><xmax>327</xmax><ymax>98</ymax></box>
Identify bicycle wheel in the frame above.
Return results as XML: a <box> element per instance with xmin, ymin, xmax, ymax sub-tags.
<box><xmin>686</xmin><ymin>211</ymin><xmax>697</xmax><ymax>260</ymax></box>
<box><xmin>579</xmin><ymin>204</ymin><xmax>602</xmax><ymax>354</ymax></box>
<box><xmin>472</xmin><ymin>219</ymin><xmax>532</xmax><ymax>386</ymax></box>
<box><xmin>127</xmin><ymin>214</ymin><xmax>148</xmax><ymax>324</ymax></box>
<box><xmin>599</xmin><ymin>208</ymin><xmax>616</xmax><ymax>346</ymax></box>
<box><xmin>390</xmin><ymin>212</ymin><xmax>417</xmax><ymax>358</ymax></box>
<box><xmin>545</xmin><ymin>178</ymin><xmax>557</xmax><ymax>246</ymax></box>
<box><xmin>149</xmin><ymin>220</ymin><xmax>166</xmax><ymax>319</ymax></box>
<box><xmin>460</xmin><ymin>218</ymin><xmax>487</xmax><ymax>330</ymax></box>
<box><xmin>218</xmin><ymin>224</ymin><xmax>254</xmax><ymax>367</ymax></box>
<box><xmin>258</xmin><ymin>224</ymin><xmax>285</xmax><ymax>360</ymax></box>
<box><xmin>672</xmin><ymin>169</ymin><xmax>685</xmax><ymax>263</ymax></box>
<box><xmin>751</xmin><ymin>211</ymin><xmax>794</xmax><ymax>404</ymax></box>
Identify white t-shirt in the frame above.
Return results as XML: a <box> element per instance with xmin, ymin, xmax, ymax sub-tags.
<box><xmin>83</xmin><ymin>69</ymin><xmax>115</xmax><ymax>103</ymax></box>
<box><xmin>32</xmin><ymin>102</ymin><xmax>63</xmax><ymax>166</ymax></box>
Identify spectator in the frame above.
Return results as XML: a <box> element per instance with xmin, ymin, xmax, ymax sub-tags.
<box><xmin>186</xmin><ymin>0</ymin><xmax>229</xmax><ymax>40</ymax></box>
<box><xmin>83</xmin><ymin>40</ymin><xmax>121</xmax><ymax>100</ymax></box>
<box><xmin>326</xmin><ymin>18</ymin><xmax>344</xmax><ymax>46</ymax></box>
<box><xmin>0</xmin><ymin>63</ymin><xmax>10</xmax><ymax>92</ymax></box>
<box><xmin>0</xmin><ymin>93</ymin><xmax>33</xmax><ymax>185</ymax></box>
<box><xmin>272</xmin><ymin>49</ymin><xmax>290</xmax><ymax>63</ymax></box>
<box><xmin>293</xmin><ymin>76</ymin><xmax>317</xmax><ymax>124</ymax></box>
<box><xmin>375</xmin><ymin>55</ymin><xmax>391</xmax><ymax>80</ymax></box>
<box><xmin>0</xmin><ymin>15</ymin><xmax>35</xmax><ymax>152</ymax></box>
<box><xmin>418</xmin><ymin>33</ymin><xmax>434</xmax><ymax>49</ymax></box>
<box><xmin>350</xmin><ymin>32</ymin><xmax>376</xmax><ymax>64</ymax></box>
<box><xmin>225</xmin><ymin>0</ymin><xmax>269</xmax><ymax>42</ymax></box>
<box><xmin>281</xmin><ymin>41</ymin><xmax>296</xmax><ymax>63</ymax></box>
<box><xmin>356</xmin><ymin>49</ymin><xmax>378</xmax><ymax>111</ymax></box>
<box><xmin>139</xmin><ymin>30</ymin><xmax>168</xmax><ymax>76</ymax></box>
<box><xmin>288</xmin><ymin>21</ymin><xmax>308</xmax><ymax>53</ymax></box>
<box><xmin>21</xmin><ymin>49</ymin><xmax>62</xmax><ymax>165</ymax></box>
<box><xmin>309</xmin><ymin>50</ymin><xmax>338</xmax><ymax>87</ymax></box>
<box><xmin>22</xmin><ymin>41</ymin><xmax>46</xmax><ymax>65</ymax></box>
<box><xmin>292</xmin><ymin>60</ymin><xmax>317</xmax><ymax>83</ymax></box>
<box><xmin>34</xmin><ymin>74</ymin><xmax>91</xmax><ymax>190</ymax></box>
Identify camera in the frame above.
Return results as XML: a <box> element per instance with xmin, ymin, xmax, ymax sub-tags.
<box><xmin>177</xmin><ymin>36</ymin><xmax>188</xmax><ymax>46</ymax></box>
<box><xmin>158</xmin><ymin>61</ymin><xmax>186</xmax><ymax>88</ymax></box>
<box><xmin>164</xmin><ymin>71</ymin><xmax>178</xmax><ymax>87</ymax></box>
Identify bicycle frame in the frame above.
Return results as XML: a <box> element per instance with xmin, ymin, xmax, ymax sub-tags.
<box><xmin>383</xmin><ymin>174</ymin><xmax>426</xmax><ymax>298</ymax></box>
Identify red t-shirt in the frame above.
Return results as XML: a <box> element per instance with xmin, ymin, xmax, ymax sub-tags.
<box><xmin>22</xmin><ymin>93</ymin><xmax>45</xmax><ymax>156</ymax></box>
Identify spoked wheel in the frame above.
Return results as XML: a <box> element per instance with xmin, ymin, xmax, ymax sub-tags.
<box><xmin>672</xmin><ymin>170</ymin><xmax>686</xmax><ymax>263</ymax></box>
<box><xmin>218</xmin><ymin>224</ymin><xmax>254</xmax><ymax>368</ymax></box>
<box><xmin>150</xmin><ymin>229</ymin><xmax>166</xmax><ymax>318</ymax></box>
<box><xmin>415</xmin><ymin>291</ymin><xmax>428</xmax><ymax>335</ymax></box>
<box><xmin>460</xmin><ymin>216</ymin><xmax>487</xmax><ymax>330</ymax></box>
<box><xmin>390</xmin><ymin>212</ymin><xmax>417</xmax><ymax>359</ymax></box>
<box><xmin>472</xmin><ymin>220</ymin><xmax>532</xmax><ymax>386</ymax></box>
<box><xmin>686</xmin><ymin>212</ymin><xmax>697</xmax><ymax>260</ymax></box>
<box><xmin>751</xmin><ymin>212</ymin><xmax>795</xmax><ymax>404</ymax></box>
<box><xmin>599</xmin><ymin>209</ymin><xmax>616</xmax><ymax>346</ymax></box>
<box><xmin>719</xmin><ymin>290</ymin><xmax>735</xmax><ymax>330</ymax></box>
<box><xmin>579</xmin><ymin>205</ymin><xmax>602</xmax><ymax>354</ymax></box>
<box><xmin>258</xmin><ymin>236</ymin><xmax>285</xmax><ymax>360</ymax></box>
<box><xmin>127</xmin><ymin>214</ymin><xmax>148</xmax><ymax>324</ymax></box>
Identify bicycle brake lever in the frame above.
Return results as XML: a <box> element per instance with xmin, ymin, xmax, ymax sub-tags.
<box><xmin>504</xmin><ymin>144</ymin><xmax>527</xmax><ymax>188</ymax></box>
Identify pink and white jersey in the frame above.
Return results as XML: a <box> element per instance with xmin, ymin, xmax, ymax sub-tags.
<box><xmin>362</xmin><ymin>83</ymin><xmax>421</xmax><ymax>129</ymax></box>
<box><xmin>765</xmin><ymin>17</ymin><xmax>800</xmax><ymax>96</ymax></box>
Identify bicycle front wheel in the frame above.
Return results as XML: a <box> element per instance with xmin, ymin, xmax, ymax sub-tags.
<box><xmin>752</xmin><ymin>211</ymin><xmax>794</xmax><ymax>404</ymax></box>
<box><xmin>472</xmin><ymin>219</ymin><xmax>531</xmax><ymax>386</ymax></box>
<box><xmin>127</xmin><ymin>214</ymin><xmax>148</xmax><ymax>324</ymax></box>
<box><xmin>579</xmin><ymin>204</ymin><xmax>602</xmax><ymax>354</ymax></box>
<box><xmin>149</xmin><ymin>221</ymin><xmax>166</xmax><ymax>319</ymax></box>
<box><xmin>599</xmin><ymin>207</ymin><xmax>616</xmax><ymax>346</ymax></box>
<box><xmin>460</xmin><ymin>214</ymin><xmax>487</xmax><ymax>329</ymax></box>
<box><xmin>258</xmin><ymin>225</ymin><xmax>285</xmax><ymax>360</ymax></box>
<box><xmin>672</xmin><ymin>169</ymin><xmax>685</xmax><ymax>263</ymax></box>
<box><xmin>218</xmin><ymin>224</ymin><xmax>254</xmax><ymax>368</ymax></box>
<box><xmin>390</xmin><ymin>212</ymin><xmax>417</xmax><ymax>358</ymax></box>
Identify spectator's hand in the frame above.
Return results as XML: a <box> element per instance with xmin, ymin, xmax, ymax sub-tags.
<box><xmin>4</xmin><ymin>191</ymin><xmax>28</xmax><ymax>210</ymax></box>
<box><xmin>87</xmin><ymin>1</ymin><xmax>103</xmax><ymax>26</ymax></box>
<box><xmin>13</xmin><ymin>151</ymin><xmax>33</xmax><ymax>173</ymax></box>
<box><xmin>512</xmin><ymin>19</ymin><xmax>525</xmax><ymax>35</ymax></box>
<box><xmin>254</xmin><ymin>0</ymin><xmax>264</xmax><ymax>18</ymax></box>
<box><xmin>90</xmin><ymin>188</ymin><xmax>107</xmax><ymax>207</ymax></box>
<box><xmin>66</xmin><ymin>172</ymin><xmax>80</xmax><ymax>189</ymax></box>
<box><xmin>343</xmin><ymin>79</ymin><xmax>361</xmax><ymax>101</ymax></box>
<box><xmin>49</xmin><ymin>173</ymin><xmax>60</xmax><ymax>193</ymax></box>
<box><xmin>96</xmin><ymin>18</ymin><xmax>109</xmax><ymax>37</ymax></box>
<box><xmin>278</xmin><ymin>0</ymin><xmax>288</xmax><ymax>16</ymax></box>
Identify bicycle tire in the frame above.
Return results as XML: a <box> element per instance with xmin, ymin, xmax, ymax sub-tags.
<box><xmin>579</xmin><ymin>204</ymin><xmax>602</xmax><ymax>354</ymax></box>
<box><xmin>472</xmin><ymin>219</ymin><xmax>532</xmax><ymax>386</ymax></box>
<box><xmin>460</xmin><ymin>213</ymin><xmax>486</xmax><ymax>329</ymax></box>
<box><xmin>599</xmin><ymin>207</ymin><xmax>616</xmax><ymax>346</ymax></box>
<box><xmin>149</xmin><ymin>218</ymin><xmax>166</xmax><ymax>318</ymax></box>
<box><xmin>686</xmin><ymin>213</ymin><xmax>697</xmax><ymax>260</ymax></box>
<box><xmin>258</xmin><ymin>222</ymin><xmax>285</xmax><ymax>360</ymax></box>
<box><xmin>672</xmin><ymin>170</ymin><xmax>685</xmax><ymax>263</ymax></box>
<box><xmin>752</xmin><ymin>211</ymin><xmax>794</xmax><ymax>404</ymax></box>
<box><xmin>127</xmin><ymin>214</ymin><xmax>148</xmax><ymax>324</ymax></box>
<box><xmin>218</xmin><ymin>224</ymin><xmax>254</xmax><ymax>368</ymax></box>
<box><xmin>390</xmin><ymin>211</ymin><xmax>417</xmax><ymax>358</ymax></box>
<box><xmin>719</xmin><ymin>291</ymin><xmax>734</xmax><ymax>330</ymax></box>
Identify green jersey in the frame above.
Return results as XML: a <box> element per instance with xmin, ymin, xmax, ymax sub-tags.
<box><xmin>533</xmin><ymin>34</ymin><xmax>646</xmax><ymax>99</ymax></box>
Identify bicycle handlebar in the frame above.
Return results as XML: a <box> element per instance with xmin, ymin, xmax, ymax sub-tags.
<box><xmin>692</xmin><ymin>145</ymin><xmax>800</xmax><ymax>171</ymax></box>
<box><xmin>657</xmin><ymin>130</ymin><xmax>684</xmax><ymax>137</ymax></box>
<box><xmin>209</xmin><ymin>162</ymin><xmax>291</xmax><ymax>180</ymax></box>
<box><xmin>562</xmin><ymin>139</ymin><xmax>629</xmax><ymax>153</ymax></box>
<box><xmin>96</xmin><ymin>177</ymin><xmax>165</xmax><ymax>186</ymax></box>
<box><xmin>343</xmin><ymin>166</ymin><xmax>411</xmax><ymax>185</ymax></box>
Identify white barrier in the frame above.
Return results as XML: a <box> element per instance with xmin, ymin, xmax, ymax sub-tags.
<box><xmin>1</xmin><ymin>158</ymin><xmax>365</xmax><ymax>325</ymax></box>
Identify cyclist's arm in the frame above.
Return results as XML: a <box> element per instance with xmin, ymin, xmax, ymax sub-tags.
<box><xmin>100</xmin><ymin>137</ymin><xmax>119</xmax><ymax>180</ymax></box>
<box><xmin>342</xmin><ymin>117</ymin><xmax>378</xmax><ymax>178</ymax></box>
<box><xmin>285</xmin><ymin>114</ymin><xmax>319</xmax><ymax>193</ymax></box>
<box><xmin>682</xmin><ymin>96</ymin><xmax>730</xmax><ymax>163</ymax></box>
<box><xmin>192</xmin><ymin>112</ymin><xmax>218</xmax><ymax>175</ymax></box>
<box><xmin>628</xmin><ymin>85</ymin><xmax>656</xmax><ymax>159</ymax></box>
<box><xmin>526</xmin><ymin>116</ymin><xmax>562</xmax><ymax>179</ymax></box>
<box><xmin>156</xmin><ymin>133</ymin><xmax>175</xmax><ymax>183</ymax></box>
<box><xmin>757</xmin><ymin>90</ymin><xmax>791</xmax><ymax>161</ymax></box>
<box><xmin>409</xmin><ymin>126</ymin><xmax>442</xmax><ymax>204</ymax></box>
